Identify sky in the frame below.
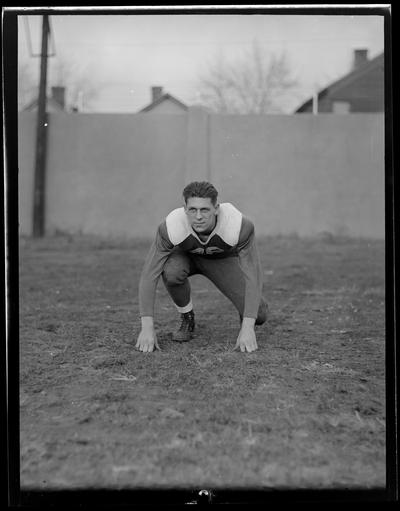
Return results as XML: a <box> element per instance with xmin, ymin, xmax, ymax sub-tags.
<box><xmin>17</xmin><ymin>8</ymin><xmax>385</xmax><ymax>113</ymax></box>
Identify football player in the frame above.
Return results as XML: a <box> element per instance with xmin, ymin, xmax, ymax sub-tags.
<box><xmin>135</xmin><ymin>181</ymin><xmax>268</xmax><ymax>353</ymax></box>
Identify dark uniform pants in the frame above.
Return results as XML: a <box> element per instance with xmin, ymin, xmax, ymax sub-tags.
<box><xmin>162</xmin><ymin>249</ymin><xmax>268</xmax><ymax>325</ymax></box>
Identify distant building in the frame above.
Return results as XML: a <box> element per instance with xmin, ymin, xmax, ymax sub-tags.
<box><xmin>295</xmin><ymin>49</ymin><xmax>384</xmax><ymax>114</ymax></box>
<box><xmin>138</xmin><ymin>86</ymin><xmax>188</xmax><ymax>114</ymax></box>
<box><xmin>23</xmin><ymin>86</ymin><xmax>67</xmax><ymax>112</ymax></box>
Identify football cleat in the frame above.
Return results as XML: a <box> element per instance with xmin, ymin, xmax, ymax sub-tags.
<box><xmin>172</xmin><ymin>310</ymin><xmax>195</xmax><ymax>342</ymax></box>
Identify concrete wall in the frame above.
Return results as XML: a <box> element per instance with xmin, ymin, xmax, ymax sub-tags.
<box><xmin>19</xmin><ymin>113</ymin><xmax>187</xmax><ymax>237</ymax></box>
<box><xmin>208</xmin><ymin>114</ymin><xmax>385</xmax><ymax>237</ymax></box>
<box><xmin>18</xmin><ymin>110</ymin><xmax>385</xmax><ymax>239</ymax></box>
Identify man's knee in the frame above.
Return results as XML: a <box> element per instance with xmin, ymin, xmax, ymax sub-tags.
<box><xmin>162</xmin><ymin>264</ymin><xmax>189</xmax><ymax>286</ymax></box>
<box><xmin>255</xmin><ymin>299</ymin><xmax>268</xmax><ymax>326</ymax></box>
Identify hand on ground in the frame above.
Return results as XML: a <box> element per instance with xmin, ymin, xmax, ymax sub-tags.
<box><xmin>234</xmin><ymin>326</ymin><xmax>258</xmax><ymax>353</ymax></box>
<box><xmin>135</xmin><ymin>328</ymin><xmax>160</xmax><ymax>352</ymax></box>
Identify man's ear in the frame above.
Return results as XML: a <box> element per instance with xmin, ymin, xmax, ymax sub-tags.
<box><xmin>215</xmin><ymin>203</ymin><xmax>220</xmax><ymax>215</ymax></box>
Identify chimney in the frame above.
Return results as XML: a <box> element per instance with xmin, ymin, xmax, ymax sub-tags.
<box><xmin>151</xmin><ymin>86</ymin><xmax>163</xmax><ymax>102</ymax></box>
<box><xmin>52</xmin><ymin>86</ymin><xmax>65</xmax><ymax>110</ymax></box>
<box><xmin>353</xmin><ymin>49</ymin><xmax>369</xmax><ymax>70</ymax></box>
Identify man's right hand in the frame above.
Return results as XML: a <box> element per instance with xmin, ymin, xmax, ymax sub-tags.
<box><xmin>135</xmin><ymin>317</ymin><xmax>160</xmax><ymax>352</ymax></box>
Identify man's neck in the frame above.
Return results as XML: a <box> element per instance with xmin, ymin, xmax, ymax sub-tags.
<box><xmin>195</xmin><ymin>217</ymin><xmax>217</xmax><ymax>240</ymax></box>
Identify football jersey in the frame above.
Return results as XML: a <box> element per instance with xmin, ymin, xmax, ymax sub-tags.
<box><xmin>138</xmin><ymin>202</ymin><xmax>263</xmax><ymax>318</ymax></box>
<box><xmin>164</xmin><ymin>202</ymin><xmax>243</xmax><ymax>258</ymax></box>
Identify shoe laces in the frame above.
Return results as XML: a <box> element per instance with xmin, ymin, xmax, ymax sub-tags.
<box><xmin>179</xmin><ymin>311</ymin><xmax>194</xmax><ymax>332</ymax></box>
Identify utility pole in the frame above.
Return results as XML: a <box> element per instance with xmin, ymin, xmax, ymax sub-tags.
<box><xmin>312</xmin><ymin>85</ymin><xmax>318</xmax><ymax>115</ymax></box>
<box><xmin>32</xmin><ymin>14</ymin><xmax>50</xmax><ymax>237</ymax></box>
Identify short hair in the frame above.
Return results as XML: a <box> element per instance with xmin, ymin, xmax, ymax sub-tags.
<box><xmin>182</xmin><ymin>181</ymin><xmax>218</xmax><ymax>205</ymax></box>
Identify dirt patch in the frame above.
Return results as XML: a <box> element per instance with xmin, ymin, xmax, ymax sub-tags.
<box><xmin>18</xmin><ymin>235</ymin><xmax>385</xmax><ymax>489</ymax></box>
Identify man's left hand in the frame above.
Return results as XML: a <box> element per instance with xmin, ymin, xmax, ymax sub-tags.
<box><xmin>234</xmin><ymin>318</ymin><xmax>258</xmax><ymax>353</ymax></box>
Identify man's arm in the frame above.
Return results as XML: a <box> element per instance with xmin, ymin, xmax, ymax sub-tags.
<box><xmin>136</xmin><ymin>223</ymin><xmax>174</xmax><ymax>352</ymax></box>
<box><xmin>234</xmin><ymin>218</ymin><xmax>264</xmax><ymax>353</ymax></box>
<box><xmin>138</xmin><ymin>222</ymin><xmax>174</xmax><ymax>317</ymax></box>
<box><xmin>236</xmin><ymin>218</ymin><xmax>263</xmax><ymax>319</ymax></box>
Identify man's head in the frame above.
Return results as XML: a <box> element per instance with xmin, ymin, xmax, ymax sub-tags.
<box><xmin>182</xmin><ymin>181</ymin><xmax>219</xmax><ymax>234</ymax></box>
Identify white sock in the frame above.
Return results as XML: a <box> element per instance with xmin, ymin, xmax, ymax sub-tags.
<box><xmin>176</xmin><ymin>300</ymin><xmax>193</xmax><ymax>314</ymax></box>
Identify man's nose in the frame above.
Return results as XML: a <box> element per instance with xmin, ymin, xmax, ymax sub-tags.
<box><xmin>196</xmin><ymin>210</ymin><xmax>202</xmax><ymax>219</ymax></box>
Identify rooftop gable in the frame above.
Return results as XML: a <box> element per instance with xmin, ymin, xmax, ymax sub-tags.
<box><xmin>296</xmin><ymin>52</ymin><xmax>384</xmax><ymax>112</ymax></box>
<box><xmin>139</xmin><ymin>93</ymin><xmax>188</xmax><ymax>113</ymax></box>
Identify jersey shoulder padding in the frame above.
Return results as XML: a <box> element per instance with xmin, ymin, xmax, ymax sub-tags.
<box><xmin>216</xmin><ymin>203</ymin><xmax>243</xmax><ymax>246</ymax></box>
<box><xmin>165</xmin><ymin>202</ymin><xmax>243</xmax><ymax>247</ymax></box>
<box><xmin>165</xmin><ymin>207</ymin><xmax>191</xmax><ymax>245</ymax></box>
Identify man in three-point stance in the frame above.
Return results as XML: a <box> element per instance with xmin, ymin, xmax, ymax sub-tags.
<box><xmin>136</xmin><ymin>181</ymin><xmax>268</xmax><ymax>353</ymax></box>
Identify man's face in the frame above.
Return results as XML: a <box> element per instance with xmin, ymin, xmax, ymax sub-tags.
<box><xmin>185</xmin><ymin>197</ymin><xmax>219</xmax><ymax>234</ymax></box>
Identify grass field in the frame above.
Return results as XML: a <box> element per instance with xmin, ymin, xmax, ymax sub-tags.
<box><xmin>18</xmin><ymin>234</ymin><xmax>386</xmax><ymax>490</ymax></box>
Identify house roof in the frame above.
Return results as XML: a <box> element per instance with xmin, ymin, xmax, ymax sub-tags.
<box><xmin>23</xmin><ymin>96</ymin><xmax>64</xmax><ymax>112</ymax></box>
<box><xmin>139</xmin><ymin>93</ymin><xmax>188</xmax><ymax>112</ymax></box>
<box><xmin>295</xmin><ymin>52</ymin><xmax>384</xmax><ymax>113</ymax></box>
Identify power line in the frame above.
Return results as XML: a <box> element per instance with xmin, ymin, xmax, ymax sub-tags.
<box><xmin>24</xmin><ymin>15</ymin><xmax>56</xmax><ymax>57</ymax></box>
<box><xmin>50</xmin><ymin>37</ymin><xmax>383</xmax><ymax>48</ymax></box>
<box><xmin>23</xmin><ymin>16</ymin><xmax>34</xmax><ymax>56</ymax></box>
<box><xmin>48</xmin><ymin>16</ymin><xmax>57</xmax><ymax>56</ymax></box>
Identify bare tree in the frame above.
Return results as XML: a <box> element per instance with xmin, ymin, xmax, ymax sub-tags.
<box><xmin>18</xmin><ymin>54</ymin><xmax>100</xmax><ymax>112</ymax></box>
<box><xmin>18</xmin><ymin>60</ymin><xmax>38</xmax><ymax>110</ymax></box>
<box><xmin>50</xmin><ymin>55</ymin><xmax>100</xmax><ymax>111</ymax></box>
<box><xmin>196</xmin><ymin>40</ymin><xmax>299</xmax><ymax>114</ymax></box>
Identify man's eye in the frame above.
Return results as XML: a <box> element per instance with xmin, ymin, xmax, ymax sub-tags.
<box><xmin>201</xmin><ymin>209</ymin><xmax>209</xmax><ymax>213</ymax></box>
